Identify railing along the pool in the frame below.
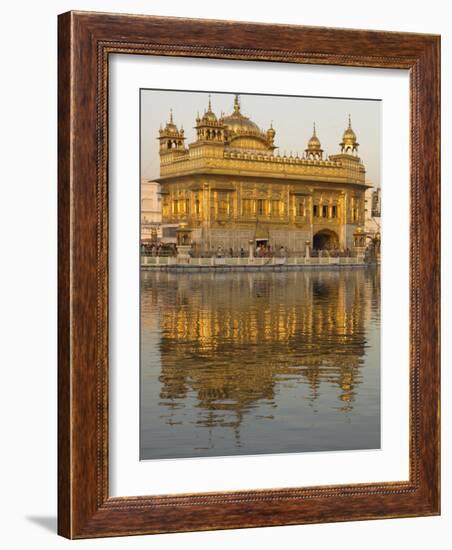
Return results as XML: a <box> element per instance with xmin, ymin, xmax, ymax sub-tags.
<box><xmin>141</xmin><ymin>255</ymin><xmax>368</xmax><ymax>269</ymax></box>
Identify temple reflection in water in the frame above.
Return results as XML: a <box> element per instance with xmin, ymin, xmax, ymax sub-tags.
<box><xmin>141</xmin><ymin>268</ymin><xmax>380</xmax><ymax>459</ymax></box>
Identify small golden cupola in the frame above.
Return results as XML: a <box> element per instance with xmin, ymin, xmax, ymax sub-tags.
<box><xmin>158</xmin><ymin>109</ymin><xmax>185</xmax><ymax>151</ymax></box>
<box><xmin>195</xmin><ymin>95</ymin><xmax>226</xmax><ymax>142</ymax></box>
<box><xmin>340</xmin><ymin>115</ymin><xmax>359</xmax><ymax>154</ymax></box>
<box><xmin>305</xmin><ymin>123</ymin><xmax>323</xmax><ymax>160</ymax></box>
<box><xmin>202</xmin><ymin>94</ymin><xmax>217</xmax><ymax>123</ymax></box>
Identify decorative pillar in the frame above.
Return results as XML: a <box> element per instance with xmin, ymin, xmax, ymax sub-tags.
<box><xmin>374</xmin><ymin>231</ymin><xmax>381</xmax><ymax>260</ymax></box>
<box><xmin>248</xmin><ymin>239</ymin><xmax>254</xmax><ymax>260</ymax></box>
<box><xmin>176</xmin><ymin>222</ymin><xmax>192</xmax><ymax>264</ymax></box>
<box><xmin>353</xmin><ymin>227</ymin><xmax>366</xmax><ymax>260</ymax></box>
<box><xmin>305</xmin><ymin>240</ymin><xmax>311</xmax><ymax>259</ymax></box>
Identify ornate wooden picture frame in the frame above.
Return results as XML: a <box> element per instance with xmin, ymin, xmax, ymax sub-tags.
<box><xmin>58</xmin><ymin>11</ymin><xmax>440</xmax><ymax>538</ymax></box>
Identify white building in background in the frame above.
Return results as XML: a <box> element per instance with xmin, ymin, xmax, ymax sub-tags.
<box><xmin>141</xmin><ymin>179</ymin><xmax>162</xmax><ymax>242</ymax></box>
<box><xmin>364</xmin><ymin>186</ymin><xmax>381</xmax><ymax>237</ymax></box>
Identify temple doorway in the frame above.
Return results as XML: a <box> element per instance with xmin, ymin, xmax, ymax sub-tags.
<box><xmin>313</xmin><ymin>229</ymin><xmax>339</xmax><ymax>251</ymax></box>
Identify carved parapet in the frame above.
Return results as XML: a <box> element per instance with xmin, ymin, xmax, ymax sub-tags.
<box><xmin>160</xmin><ymin>149</ymin><xmax>366</xmax><ymax>184</ymax></box>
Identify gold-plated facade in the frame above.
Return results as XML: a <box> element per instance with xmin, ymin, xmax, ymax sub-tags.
<box><xmin>156</xmin><ymin>95</ymin><xmax>370</xmax><ymax>252</ymax></box>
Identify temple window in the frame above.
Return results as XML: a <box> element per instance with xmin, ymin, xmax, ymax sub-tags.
<box><xmin>185</xmin><ymin>198</ymin><xmax>190</xmax><ymax>214</ymax></box>
<box><xmin>257</xmin><ymin>199</ymin><xmax>265</xmax><ymax>216</ymax></box>
<box><xmin>322</xmin><ymin>205</ymin><xmax>328</xmax><ymax>218</ymax></box>
<box><xmin>218</xmin><ymin>193</ymin><xmax>229</xmax><ymax>216</ymax></box>
<box><xmin>297</xmin><ymin>201</ymin><xmax>304</xmax><ymax>217</ymax></box>
<box><xmin>332</xmin><ymin>205</ymin><xmax>338</xmax><ymax>218</ymax></box>
<box><xmin>313</xmin><ymin>204</ymin><xmax>319</xmax><ymax>217</ymax></box>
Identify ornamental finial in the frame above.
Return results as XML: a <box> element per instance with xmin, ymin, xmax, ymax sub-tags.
<box><xmin>169</xmin><ymin>108</ymin><xmax>173</xmax><ymax>123</ymax></box>
<box><xmin>234</xmin><ymin>94</ymin><xmax>240</xmax><ymax>113</ymax></box>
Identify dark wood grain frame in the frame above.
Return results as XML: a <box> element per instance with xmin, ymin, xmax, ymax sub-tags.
<box><xmin>58</xmin><ymin>10</ymin><xmax>440</xmax><ymax>539</ymax></box>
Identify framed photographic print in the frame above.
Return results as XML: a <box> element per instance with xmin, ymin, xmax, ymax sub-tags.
<box><xmin>58</xmin><ymin>11</ymin><xmax>440</xmax><ymax>538</ymax></box>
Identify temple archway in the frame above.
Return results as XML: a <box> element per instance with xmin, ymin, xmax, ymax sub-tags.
<box><xmin>313</xmin><ymin>229</ymin><xmax>339</xmax><ymax>251</ymax></box>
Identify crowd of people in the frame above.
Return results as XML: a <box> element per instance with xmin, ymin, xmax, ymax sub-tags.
<box><xmin>310</xmin><ymin>247</ymin><xmax>353</xmax><ymax>258</ymax></box>
<box><xmin>214</xmin><ymin>244</ymin><xmax>280</xmax><ymax>258</ymax></box>
<box><xmin>141</xmin><ymin>241</ymin><xmax>366</xmax><ymax>259</ymax></box>
<box><xmin>213</xmin><ymin>244</ymin><xmax>281</xmax><ymax>258</ymax></box>
<box><xmin>141</xmin><ymin>242</ymin><xmax>177</xmax><ymax>256</ymax></box>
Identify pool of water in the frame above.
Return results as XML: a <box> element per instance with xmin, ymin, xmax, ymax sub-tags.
<box><xmin>140</xmin><ymin>268</ymin><xmax>380</xmax><ymax>459</ymax></box>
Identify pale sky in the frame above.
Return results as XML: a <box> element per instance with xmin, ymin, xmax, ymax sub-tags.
<box><xmin>141</xmin><ymin>89</ymin><xmax>380</xmax><ymax>188</ymax></box>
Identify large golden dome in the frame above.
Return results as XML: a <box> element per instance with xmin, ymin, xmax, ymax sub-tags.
<box><xmin>222</xmin><ymin>95</ymin><xmax>262</xmax><ymax>135</ymax></box>
<box><xmin>220</xmin><ymin>95</ymin><xmax>273</xmax><ymax>152</ymax></box>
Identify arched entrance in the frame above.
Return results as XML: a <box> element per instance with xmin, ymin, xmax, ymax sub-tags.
<box><xmin>313</xmin><ymin>229</ymin><xmax>339</xmax><ymax>251</ymax></box>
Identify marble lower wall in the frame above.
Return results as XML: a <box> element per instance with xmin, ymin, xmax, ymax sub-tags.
<box><xmin>190</xmin><ymin>227</ymin><xmax>311</xmax><ymax>254</ymax></box>
<box><xmin>186</xmin><ymin>223</ymin><xmax>359</xmax><ymax>254</ymax></box>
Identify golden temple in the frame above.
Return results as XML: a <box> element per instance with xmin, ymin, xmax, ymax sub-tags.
<box><xmin>156</xmin><ymin>94</ymin><xmax>371</xmax><ymax>253</ymax></box>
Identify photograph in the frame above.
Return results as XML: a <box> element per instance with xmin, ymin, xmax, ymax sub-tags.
<box><xmin>140</xmin><ymin>90</ymin><xmax>382</xmax><ymax>460</ymax></box>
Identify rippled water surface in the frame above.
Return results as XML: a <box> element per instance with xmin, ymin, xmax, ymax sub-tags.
<box><xmin>141</xmin><ymin>268</ymin><xmax>380</xmax><ymax>459</ymax></box>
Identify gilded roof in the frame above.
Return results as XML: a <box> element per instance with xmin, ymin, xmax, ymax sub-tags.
<box><xmin>222</xmin><ymin>95</ymin><xmax>262</xmax><ymax>135</ymax></box>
